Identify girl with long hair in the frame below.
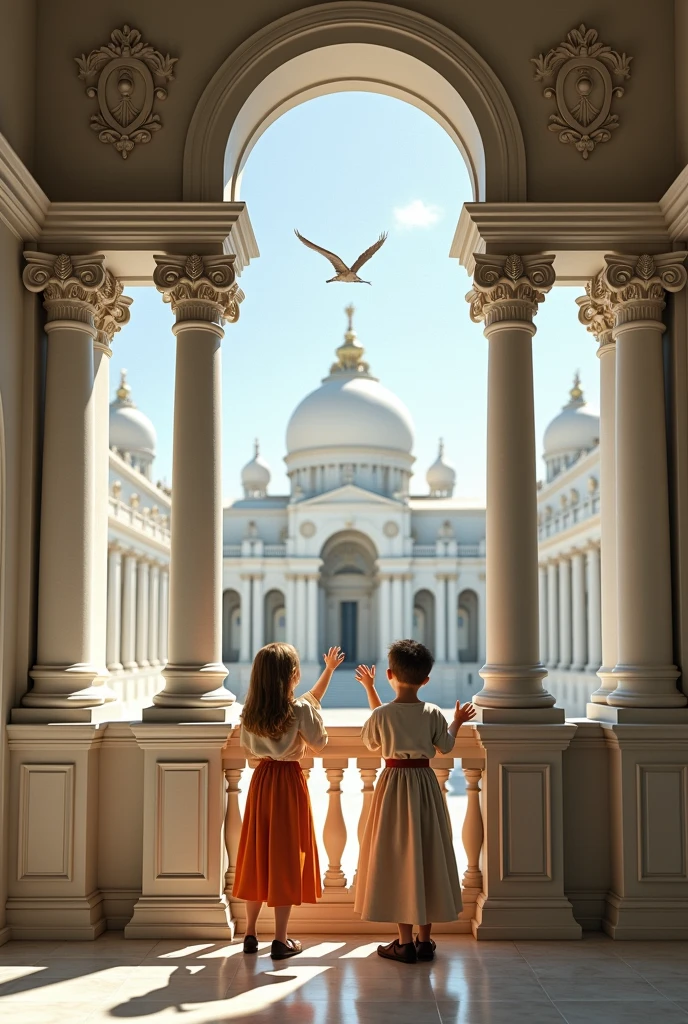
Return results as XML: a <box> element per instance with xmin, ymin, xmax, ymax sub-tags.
<box><xmin>233</xmin><ymin>642</ymin><xmax>345</xmax><ymax>959</ymax></box>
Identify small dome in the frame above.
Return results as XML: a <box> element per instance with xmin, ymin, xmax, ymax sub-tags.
<box><xmin>426</xmin><ymin>439</ymin><xmax>456</xmax><ymax>497</ymax></box>
<box><xmin>543</xmin><ymin>374</ymin><xmax>599</xmax><ymax>481</ymax></box>
<box><xmin>109</xmin><ymin>371</ymin><xmax>156</xmax><ymax>477</ymax></box>
<box><xmin>242</xmin><ymin>440</ymin><xmax>271</xmax><ymax>498</ymax></box>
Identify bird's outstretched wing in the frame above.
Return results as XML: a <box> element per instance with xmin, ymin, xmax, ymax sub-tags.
<box><xmin>294</xmin><ymin>230</ymin><xmax>350</xmax><ymax>274</ymax></box>
<box><xmin>351</xmin><ymin>232</ymin><xmax>388</xmax><ymax>274</ymax></box>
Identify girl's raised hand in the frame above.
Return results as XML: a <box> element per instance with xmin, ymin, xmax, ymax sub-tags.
<box><xmin>355</xmin><ymin>664</ymin><xmax>376</xmax><ymax>689</ymax></box>
<box><xmin>453</xmin><ymin>701</ymin><xmax>476</xmax><ymax>726</ymax></box>
<box><xmin>324</xmin><ymin>646</ymin><xmax>346</xmax><ymax>671</ymax></box>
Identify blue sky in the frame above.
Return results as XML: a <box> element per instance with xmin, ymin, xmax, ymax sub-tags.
<box><xmin>110</xmin><ymin>92</ymin><xmax>599</xmax><ymax>501</ymax></box>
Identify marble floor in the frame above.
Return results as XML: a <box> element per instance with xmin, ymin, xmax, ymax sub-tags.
<box><xmin>1</xmin><ymin>932</ymin><xmax>688</xmax><ymax>1023</ymax></box>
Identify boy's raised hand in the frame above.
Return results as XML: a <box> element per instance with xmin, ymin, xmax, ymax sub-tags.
<box><xmin>324</xmin><ymin>646</ymin><xmax>346</xmax><ymax>671</ymax></box>
<box><xmin>453</xmin><ymin>701</ymin><xmax>477</xmax><ymax>726</ymax></box>
<box><xmin>354</xmin><ymin>664</ymin><xmax>376</xmax><ymax>689</ymax></box>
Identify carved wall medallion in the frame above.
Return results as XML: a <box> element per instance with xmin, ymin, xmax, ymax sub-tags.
<box><xmin>383</xmin><ymin>521</ymin><xmax>399</xmax><ymax>538</ymax></box>
<box><xmin>300</xmin><ymin>521</ymin><xmax>316</xmax><ymax>539</ymax></box>
<box><xmin>75</xmin><ymin>25</ymin><xmax>178</xmax><ymax>159</ymax></box>
<box><xmin>531</xmin><ymin>25</ymin><xmax>632</xmax><ymax>159</ymax></box>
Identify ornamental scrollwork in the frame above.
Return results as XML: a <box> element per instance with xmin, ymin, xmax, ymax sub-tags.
<box><xmin>153</xmin><ymin>254</ymin><xmax>241</xmax><ymax>325</ymax></box>
<box><xmin>531</xmin><ymin>25</ymin><xmax>632</xmax><ymax>159</ymax></box>
<box><xmin>466</xmin><ymin>253</ymin><xmax>556</xmax><ymax>326</ymax></box>
<box><xmin>75</xmin><ymin>25</ymin><xmax>178</xmax><ymax>160</ymax></box>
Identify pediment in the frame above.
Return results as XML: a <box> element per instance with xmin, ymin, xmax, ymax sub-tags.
<box><xmin>296</xmin><ymin>484</ymin><xmax>402</xmax><ymax>509</ymax></box>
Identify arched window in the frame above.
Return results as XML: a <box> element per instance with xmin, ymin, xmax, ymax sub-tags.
<box><xmin>413</xmin><ymin>589</ymin><xmax>436</xmax><ymax>653</ymax></box>
<box><xmin>222</xmin><ymin>589</ymin><xmax>241</xmax><ymax>662</ymax></box>
<box><xmin>458</xmin><ymin>589</ymin><xmax>479</xmax><ymax>662</ymax></box>
<box><xmin>264</xmin><ymin>589</ymin><xmax>287</xmax><ymax>644</ymax></box>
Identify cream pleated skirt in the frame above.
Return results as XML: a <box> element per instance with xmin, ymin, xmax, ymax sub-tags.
<box><xmin>354</xmin><ymin>766</ymin><xmax>463</xmax><ymax>924</ymax></box>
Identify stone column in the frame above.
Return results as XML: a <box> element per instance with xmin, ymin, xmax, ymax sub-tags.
<box><xmin>434</xmin><ymin>575</ymin><xmax>447</xmax><ymax>662</ymax></box>
<box><xmin>557</xmin><ymin>556</ymin><xmax>572</xmax><ymax>670</ymax></box>
<box><xmin>295</xmin><ymin>576</ymin><xmax>307</xmax><ymax>657</ymax></box>
<box><xmin>547</xmin><ymin>561</ymin><xmax>559</xmax><ymax>669</ymax></box>
<box><xmin>16</xmin><ymin>253</ymin><xmax>126</xmax><ymax>720</ymax></box>
<box><xmin>466</xmin><ymin>253</ymin><xmax>557</xmax><ymax>712</ymax></box>
<box><xmin>251</xmin><ymin>573</ymin><xmax>264</xmax><ymax>657</ymax></box>
<box><xmin>121</xmin><ymin>551</ymin><xmax>138</xmax><ymax>670</ymax></box>
<box><xmin>605</xmin><ymin>253</ymin><xmax>688</xmax><ymax>710</ymax></box>
<box><xmin>570</xmin><ymin>550</ymin><xmax>587</xmax><ymax>671</ymax></box>
<box><xmin>106</xmin><ymin>545</ymin><xmax>123</xmax><ymax>672</ymax></box>
<box><xmin>538</xmin><ymin>564</ymin><xmax>548</xmax><ymax>667</ymax></box>
<box><xmin>585</xmin><ymin>545</ymin><xmax>602</xmax><ymax>672</ymax></box>
<box><xmin>148</xmin><ymin>563</ymin><xmax>160</xmax><ymax>667</ymax></box>
<box><xmin>391</xmin><ymin>575</ymin><xmax>404</xmax><ymax>644</ymax></box>
<box><xmin>158</xmin><ymin>569</ymin><xmax>169</xmax><ymax>666</ymax></box>
<box><xmin>285</xmin><ymin>574</ymin><xmax>296</xmax><ymax>647</ymax></box>
<box><xmin>306</xmin><ymin>575</ymin><xmax>318</xmax><ymax>662</ymax></box>
<box><xmin>378</xmin><ymin>575</ymin><xmax>391</xmax><ymax>659</ymax></box>
<box><xmin>146</xmin><ymin>255</ymin><xmax>241</xmax><ymax>719</ymax></box>
<box><xmin>136</xmin><ymin>559</ymin><xmax>150</xmax><ymax>669</ymax></box>
<box><xmin>446</xmin><ymin>574</ymin><xmax>459</xmax><ymax>662</ymax></box>
<box><xmin>402</xmin><ymin>574</ymin><xmax>413</xmax><ymax>638</ymax></box>
<box><xmin>577</xmin><ymin>275</ymin><xmax>617</xmax><ymax>699</ymax></box>
<box><xmin>239</xmin><ymin>575</ymin><xmax>251</xmax><ymax>663</ymax></box>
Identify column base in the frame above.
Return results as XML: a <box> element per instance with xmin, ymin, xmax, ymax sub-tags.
<box><xmin>24</xmin><ymin>663</ymin><xmax>117</xmax><ymax>710</ymax></box>
<box><xmin>607</xmin><ymin>664</ymin><xmax>687</xmax><ymax>708</ymax></box>
<box><xmin>5</xmin><ymin>893</ymin><xmax>106</xmax><ymax>941</ymax></box>
<box><xmin>585</xmin><ymin>662</ymin><xmax>602</xmax><ymax>674</ymax></box>
<box><xmin>587</xmin><ymin>702</ymin><xmax>688</xmax><ymax>724</ymax></box>
<box><xmin>150</xmin><ymin>663</ymin><xmax>235</xmax><ymax>717</ymax></box>
<box><xmin>556</xmin><ymin>662</ymin><xmax>572</xmax><ymax>671</ymax></box>
<box><xmin>125</xmin><ymin>896</ymin><xmax>235</xmax><ymax>940</ymax></box>
<box><xmin>603</xmin><ymin>893</ymin><xmax>688</xmax><ymax>940</ymax></box>
<box><xmin>474</xmin><ymin>706</ymin><xmax>565</xmax><ymax>724</ymax></box>
<box><xmin>474</xmin><ymin>663</ymin><xmax>556</xmax><ymax>709</ymax></box>
<box><xmin>472</xmin><ymin>894</ymin><xmax>581</xmax><ymax>941</ymax></box>
<box><xmin>589</xmin><ymin>666</ymin><xmax>616</xmax><ymax>703</ymax></box>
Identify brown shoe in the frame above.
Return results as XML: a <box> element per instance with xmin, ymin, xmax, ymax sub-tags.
<box><xmin>377</xmin><ymin>939</ymin><xmax>417</xmax><ymax>964</ymax></box>
<box><xmin>271</xmin><ymin>938</ymin><xmax>302</xmax><ymax>960</ymax></box>
<box><xmin>415</xmin><ymin>937</ymin><xmax>436</xmax><ymax>961</ymax></box>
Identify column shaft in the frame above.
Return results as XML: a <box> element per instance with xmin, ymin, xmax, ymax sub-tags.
<box><xmin>538</xmin><ymin>564</ymin><xmax>548</xmax><ymax>666</ymax></box>
<box><xmin>136</xmin><ymin>560</ymin><xmax>150</xmax><ymax>668</ymax></box>
<box><xmin>251</xmin><ymin>574</ymin><xmax>264</xmax><ymax>657</ymax></box>
<box><xmin>378</xmin><ymin>576</ymin><xmax>391</xmax><ymax>659</ymax></box>
<box><xmin>570</xmin><ymin>551</ymin><xmax>587</xmax><ymax>671</ymax></box>
<box><xmin>148</xmin><ymin>564</ymin><xmax>160</xmax><ymax>667</ymax></box>
<box><xmin>92</xmin><ymin>340</ymin><xmax>112</xmax><ymax>679</ymax></box>
<box><xmin>557</xmin><ymin>557</ymin><xmax>572</xmax><ymax>670</ymax></box>
<box><xmin>391</xmin><ymin>576</ymin><xmax>403</xmax><ymax>644</ymax></box>
<box><xmin>106</xmin><ymin>546</ymin><xmax>123</xmax><ymax>671</ymax></box>
<box><xmin>295</xmin><ymin>576</ymin><xmax>307</xmax><ymax>657</ymax></box>
<box><xmin>239</xmin><ymin>576</ymin><xmax>252</xmax><ymax>663</ymax></box>
<box><xmin>446</xmin><ymin>575</ymin><xmax>459</xmax><ymax>662</ymax></box>
<box><xmin>585</xmin><ymin>546</ymin><xmax>602</xmax><ymax>672</ymax></box>
<box><xmin>121</xmin><ymin>552</ymin><xmax>138</xmax><ymax>670</ymax></box>
<box><xmin>158</xmin><ymin>569</ymin><xmax>169</xmax><ymax>665</ymax></box>
<box><xmin>547</xmin><ymin>562</ymin><xmax>559</xmax><ymax>668</ymax></box>
<box><xmin>285</xmin><ymin>575</ymin><xmax>296</xmax><ymax>648</ymax></box>
<box><xmin>402</xmin><ymin>575</ymin><xmax>413</xmax><ymax>638</ymax></box>
<box><xmin>435</xmin><ymin>576</ymin><xmax>447</xmax><ymax>662</ymax></box>
<box><xmin>306</xmin><ymin>575</ymin><xmax>318</xmax><ymax>662</ymax></box>
<box><xmin>594</xmin><ymin>338</ymin><xmax>619</xmax><ymax>698</ymax></box>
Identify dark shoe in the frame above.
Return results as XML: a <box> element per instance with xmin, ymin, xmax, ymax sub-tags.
<box><xmin>271</xmin><ymin>938</ymin><xmax>302</xmax><ymax>960</ymax></box>
<box><xmin>415</xmin><ymin>937</ymin><xmax>436</xmax><ymax>961</ymax></box>
<box><xmin>377</xmin><ymin>939</ymin><xmax>417</xmax><ymax>964</ymax></box>
<box><xmin>243</xmin><ymin>934</ymin><xmax>259</xmax><ymax>954</ymax></box>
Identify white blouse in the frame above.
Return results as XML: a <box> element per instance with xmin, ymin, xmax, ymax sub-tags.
<box><xmin>239</xmin><ymin>691</ymin><xmax>327</xmax><ymax>761</ymax></box>
<box><xmin>361</xmin><ymin>701</ymin><xmax>456</xmax><ymax>760</ymax></box>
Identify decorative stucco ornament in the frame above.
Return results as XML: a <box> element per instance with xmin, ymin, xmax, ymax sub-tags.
<box><xmin>75</xmin><ymin>25</ymin><xmax>178</xmax><ymax>159</ymax></box>
<box><xmin>531</xmin><ymin>25</ymin><xmax>632</xmax><ymax>159</ymax></box>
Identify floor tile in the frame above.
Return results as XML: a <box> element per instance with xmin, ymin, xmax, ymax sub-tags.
<box><xmin>643</xmin><ymin>976</ymin><xmax>688</xmax><ymax>999</ymax></box>
<box><xmin>437</xmin><ymin>999</ymin><xmax>565</xmax><ymax>1023</ymax></box>
<box><xmin>555</xmin><ymin>999</ymin><xmax>688</xmax><ymax>1023</ymax></box>
<box><xmin>539</xmin><ymin>975</ymin><xmax>660</xmax><ymax>1001</ymax></box>
<box><xmin>0</xmin><ymin>1004</ymin><xmax>95</xmax><ymax>1024</ymax></box>
<box><xmin>530</xmin><ymin>960</ymin><xmax>643</xmax><ymax>980</ymax></box>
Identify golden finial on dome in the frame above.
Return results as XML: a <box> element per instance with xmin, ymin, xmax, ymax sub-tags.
<box><xmin>345</xmin><ymin>303</ymin><xmax>355</xmax><ymax>331</ymax></box>
<box><xmin>330</xmin><ymin>306</ymin><xmax>370</xmax><ymax>375</ymax></box>
<box><xmin>254</xmin><ymin>438</ymin><xmax>260</xmax><ymax>458</ymax></box>
<box><xmin>438</xmin><ymin>437</ymin><xmax>445</xmax><ymax>458</ymax></box>
<box><xmin>116</xmin><ymin>368</ymin><xmax>132</xmax><ymax>403</ymax></box>
<box><xmin>569</xmin><ymin>371</ymin><xmax>584</xmax><ymax>403</ymax></box>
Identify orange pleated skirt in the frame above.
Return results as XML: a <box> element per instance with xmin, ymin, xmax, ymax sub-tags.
<box><xmin>233</xmin><ymin>759</ymin><xmax>322</xmax><ymax>907</ymax></box>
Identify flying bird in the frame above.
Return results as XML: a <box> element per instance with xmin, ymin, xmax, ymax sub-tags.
<box><xmin>294</xmin><ymin>229</ymin><xmax>388</xmax><ymax>284</ymax></box>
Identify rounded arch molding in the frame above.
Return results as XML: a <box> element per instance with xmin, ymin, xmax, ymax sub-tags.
<box><xmin>183</xmin><ymin>1</ymin><xmax>526</xmax><ymax>202</ymax></box>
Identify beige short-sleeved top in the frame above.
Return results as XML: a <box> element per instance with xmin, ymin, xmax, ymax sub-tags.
<box><xmin>239</xmin><ymin>691</ymin><xmax>327</xmax><ymax>761</ymax></box>
<box><xmin>361</xmin><ymin>701</ymin><xmax>455</xmax><ymax>760</ymax></box>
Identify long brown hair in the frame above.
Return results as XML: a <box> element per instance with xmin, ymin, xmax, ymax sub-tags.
<box><xmin>241</xmin><ymin>642</ymin><xmax>300</xmax><ymax>739</ymax></box>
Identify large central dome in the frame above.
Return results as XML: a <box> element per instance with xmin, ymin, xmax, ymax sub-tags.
<box><xmin>285</xmin><ymin>307</ymin><xmax>415</xmax><ymax>500</ymax></box>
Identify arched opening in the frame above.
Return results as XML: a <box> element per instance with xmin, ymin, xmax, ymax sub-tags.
<box><xmin>458</xmin><ymin>588</ymin><xmax>479</xmax><ymax>663</ymax></box>
<box><xmin>183</xmin><ymin>3</ymin><xmax>525</xmax><ymax>202</ymax></box>
<box><xmin>264</xmin><ymin>588</ymin><xmax>287</xmax><ymax>644</ymax></box>
<box><xmin>222</xmin><ymin>588</ymin><xmax>241</xmax><ymax>663</ymax></box>
<box><xmin>413</xmin><ymin>589</ymin><xmax>435</xmax><ymax>652</ymax></box>
<box><xmin>321</xmin><ymin>530</ymin><xmax>377</xmax><ymax>664</ymax></box>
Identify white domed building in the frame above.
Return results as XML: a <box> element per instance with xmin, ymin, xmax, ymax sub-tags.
<box><xmin>222</xmin><ymin>308</ymin><xmax>487</xmax><ymax>706</ymax></box>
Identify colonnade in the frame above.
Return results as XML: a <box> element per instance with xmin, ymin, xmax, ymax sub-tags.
<box><xmin>105</xmin><ymin>545</ymin><xmax>169</xmax><ymax>672</ymax></box>
<box><xmin>539</xmin><ymin>546</ymin><xmax>601</xmax><ymax>673</ymax></box>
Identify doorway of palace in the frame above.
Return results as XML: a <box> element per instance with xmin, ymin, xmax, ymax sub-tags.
<box><xmin>320</xmin><ymin>531</ymin><xmax>377</xmax><ymax>665</ymax></box>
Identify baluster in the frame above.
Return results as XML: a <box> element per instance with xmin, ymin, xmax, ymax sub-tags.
<box><xmin>300</xmin><ymin>756</ymin><xmax>313</xmax><ymax>782</ymax></box>
<box><xmin>351</xmin><ymin>757</ymin><xmax>380</xmax><ymax>891</ymax></box>
<box><xmin>432</xmin><ymin>758</ymin><xmax>454</xmax><ymax>837</ymax></box>
<box><xmin>322</xmin><ymin>758</ymin><xmax>348</xmax><ymax>892</ymax></box>
<box><xmin>461</xmin><ymin>764</ymin><xmax>484</xmax><ymax>901</ymax></box>
<box><xmin>223</xmin><ymin>761</ymin><xmax>245</xmax><ymax>895</ymax></box>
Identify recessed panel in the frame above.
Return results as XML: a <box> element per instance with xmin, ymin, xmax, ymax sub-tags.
<box><xmin>638</xmin><ymin>765</ymin><xmax>688</xmax><ymax>880</ymax></box>
<box><xmin>155</xmin><ymin>762</ymin><xmax>208</xmax><ymax>879</ymax></box>
<box><xmin>18</xmin><ymin>764</ymin><xmax>74</xmax><ymax>880</ymax></box>
<box><xmin>500</xmin><ymin>764</ymin><xmax>551</xmax><ymax>881</ymax></box>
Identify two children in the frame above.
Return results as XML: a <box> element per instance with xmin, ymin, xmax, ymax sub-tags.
<box><xmin>234</xmin><ymin>637</ymin><xmax>475</xmax><ymax>963</ymax></box>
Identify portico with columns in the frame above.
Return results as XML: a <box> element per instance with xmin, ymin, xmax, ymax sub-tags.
<box><xmin>2</xmin><ymin>0</ymin><xmax>688</xmax><ymax>951</ymax></box>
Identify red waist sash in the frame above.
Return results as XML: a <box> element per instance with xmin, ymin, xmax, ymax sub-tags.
<box><xmin>384</xmin><ymin>758</ymin><xmax>430</xmax><ymax>768</ymax></box>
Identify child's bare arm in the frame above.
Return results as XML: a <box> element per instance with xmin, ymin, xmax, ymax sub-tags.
<box><xmin>448</xmin><ymin>701</ymin><xmax>476</xmax><ymax>738</ymax></box>
<box><xmin>309</xmin><ymin>646</ymin><xmax>346</xmax><ymax>702</ymax></box>
<box><xmin>355</xmin><ymin>664</ymin><xmax>383</xmax><ymax>710</ymax></box>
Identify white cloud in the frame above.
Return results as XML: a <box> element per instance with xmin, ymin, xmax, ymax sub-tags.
<box><xmin>393</xmin><ymin>199</ymin><xmax>443</xmax><ymax>230</ymax></box>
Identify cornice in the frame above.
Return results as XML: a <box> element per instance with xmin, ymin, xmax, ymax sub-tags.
<box><xmin>659</xmin><ymin>164</ymin><xmax>688</xmax><ymax>241</ymax></box>
<box><xmin>39</xmin><ymin>202</ymin><xmax>259</xmax><ymax>283</ymax></box>
<box><xmin>0</xmin><ymin>132</ymin><xmax>49</xmax><ymax>241</ymax></box>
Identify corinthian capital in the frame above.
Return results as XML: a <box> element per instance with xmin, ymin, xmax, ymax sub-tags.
<box><xmin>576</xmin><ymin>270</ymin><xmax>615</xmax><ymax>350</ymax></box>
<box><xmin>23</xmin><ymin>251</ymin><xmax>107</xmax><ymax>327</ymax></box>
<box><xmin>93</xmin><ymin>271</ymin><xmax>133</xmax><ymax>348</ymax></box>
<box><xmin>153</xmin><ymin>254</ymin><xmax>241</xmax><ymax>325</ymax></box>
<box><xmin>602</xmin><ymin>252</ymin><xmax>688</xmax><ymax>328</ymax></box>
<box><xmin>466</xmin><ymin>253</ymin><xmax>556</xmax><ymax>327</ymax></box>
